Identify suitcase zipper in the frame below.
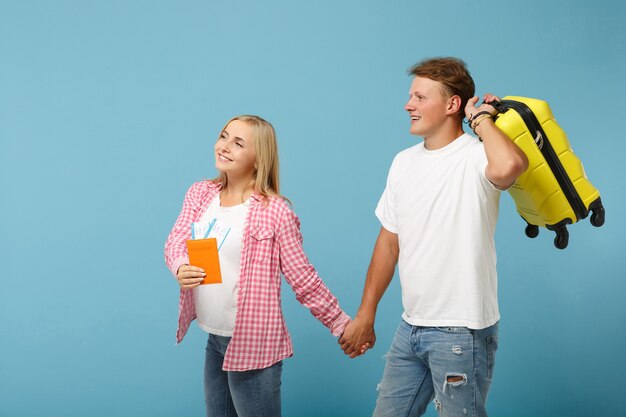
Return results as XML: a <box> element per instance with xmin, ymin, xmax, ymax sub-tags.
<box><xmin>497</xmin><ymin>100</ymin><xmax>587</xmax><ymax>222</ymax></box>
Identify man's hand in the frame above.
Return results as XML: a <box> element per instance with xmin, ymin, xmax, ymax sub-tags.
<box><xmin>339</xmin><ymin>316</ymin><xmax>376</xmax><ymax>358</ymax></box>
<box><xmin>465</xmin><ymin>93</ymin><xmax>500</xmax><ymax>121</ymax></box>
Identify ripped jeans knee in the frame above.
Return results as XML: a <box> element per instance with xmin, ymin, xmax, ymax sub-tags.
<box><xmin>443</xmin><ymin>372</ymin><xmax>467</xmax><ymax>393</ymax></box>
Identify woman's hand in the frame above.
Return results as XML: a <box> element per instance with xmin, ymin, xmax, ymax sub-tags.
<box><xmin>176</xmin><ymin>264</ymin><xmax>205</xmax><ymax>289</ymax></box>
<box><xmin>339</xmin><ymin>316</ymin><xmax>376</xmax><ymax>358</ymax></box>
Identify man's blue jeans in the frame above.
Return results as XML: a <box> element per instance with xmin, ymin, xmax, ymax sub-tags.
<box><xmin>373</xmin><ymin>320</ymin><xmax>499</xmax><ymax>417</ymax></box>
<box><xmin>204</xmin><ymin>334</ymin><xmax>282</xmax><ymax>417</ymax></box>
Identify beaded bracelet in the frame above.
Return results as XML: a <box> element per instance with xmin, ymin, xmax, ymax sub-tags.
<box><xmin>471</xmin><ymin>114</ymin><xmax>492</xmax><ymax>132</ymax></box>
<box><xmin>467</xmin><ymin>110</ymin><xmax>492</xmax><ymax>126</ymax></box>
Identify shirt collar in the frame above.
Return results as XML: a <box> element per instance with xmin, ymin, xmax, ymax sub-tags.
<box><xmin>216</xmin><ymin>182</ymin><xmax>264</xmax><ymax>204</ymax></box>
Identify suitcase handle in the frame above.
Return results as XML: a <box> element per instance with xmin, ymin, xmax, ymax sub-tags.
<box><xmin>483</xmin><ymin>99</ymin><xmax>506</xmax><ymax>113</ymax></box>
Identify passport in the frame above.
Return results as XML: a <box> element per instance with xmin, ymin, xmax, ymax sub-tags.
<box><xmin>186</xmin><ymin>238</ymin><xmax>222</xmax><ymax>285</ymax></box>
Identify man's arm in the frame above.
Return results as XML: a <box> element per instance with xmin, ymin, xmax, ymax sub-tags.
<box><xmin>339</xmin><ymin>226</ymin><xmax>399</xmax><ymax>358</ymax></box>
<box><xmin>466</xmin><ymin>95</ymin><xmax>529</xmax><ymax>189</ymax></box>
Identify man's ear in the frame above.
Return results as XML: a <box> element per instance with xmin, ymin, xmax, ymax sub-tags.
<box><xmin>446</xmin><ymin>95</ymin><xmax>462</xmax><ymax>115</ymax></box>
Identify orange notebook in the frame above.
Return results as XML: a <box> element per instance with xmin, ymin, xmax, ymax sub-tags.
<box><xmin>186</xmin><ymin>238</ymin><xmax>222</xmax><ymax>284</ymax></box>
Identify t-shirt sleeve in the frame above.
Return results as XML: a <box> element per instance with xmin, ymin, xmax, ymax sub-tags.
<box><xmin>375</xmin><ymin>157</ymin><xmax>399</xmax><ymax>233</ymax></box>
<box><xmin>475</xmin><ymin>144</ymin><xmax>503</xmax><ymax>193</ymax></box>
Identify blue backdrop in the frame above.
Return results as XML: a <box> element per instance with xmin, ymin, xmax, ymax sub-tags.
<box><xmin>2</xmin><ymin>1</ymin><xmax>625</xmax><ymax>416</ymax></box>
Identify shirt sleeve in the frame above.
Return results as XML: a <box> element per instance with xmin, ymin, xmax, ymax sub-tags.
<box><xmin>474</xmin><ymin>143</ymin><xmax>503</xmax><ymax>193</ymax></box>
<box><xmin>375</xmin><ymin>157</ymin><xmax>399</xmax><ymax>233</ymax></box>
<box><xmin>164</xmin><ymin>182</ymin><xmax>204</xmax><ymax>277</ymax></box>
<box><xmin>277</xmin><ymin>206</ymin><xmax>351</xmax><ymax>337</ymax></box>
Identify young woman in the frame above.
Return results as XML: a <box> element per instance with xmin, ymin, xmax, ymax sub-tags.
<box><xmin>164</xmin><ymin>115</ymin><xmax>351</xmax><ymax>417</ymax></box>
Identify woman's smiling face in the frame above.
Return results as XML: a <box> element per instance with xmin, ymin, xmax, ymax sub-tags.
<box><xmin>215</xmin><ymin>119</ymin><xmax>257</xmax><ymax>179</ymax></box>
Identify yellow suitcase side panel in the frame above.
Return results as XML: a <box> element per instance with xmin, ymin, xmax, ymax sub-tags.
<box><xmin>539</xmin><ymin>117</ymin><xmax>600</xmax><ymax>211</ymax></box>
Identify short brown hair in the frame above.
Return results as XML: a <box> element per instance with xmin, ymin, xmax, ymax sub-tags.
<box><xmin>408</xmin><ymin>57</ymin><xmax>475</xmax><ymax>119</ymax></box>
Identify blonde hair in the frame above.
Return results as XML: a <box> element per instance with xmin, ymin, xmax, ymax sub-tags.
<box><xmin>213</xmin><ymin>115</ymin><xmax>284</xmax><ymax>201</ymax></box>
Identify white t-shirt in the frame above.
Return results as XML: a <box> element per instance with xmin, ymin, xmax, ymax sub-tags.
<box><xmin>375</xmin><ymin>133</ymin><xmax>501</xmax><ymax>329</ymax></box>
<box><xmin>193</xmin><ymin>194</ymin><xmax>249</xmax><ymax>336</ymax></box>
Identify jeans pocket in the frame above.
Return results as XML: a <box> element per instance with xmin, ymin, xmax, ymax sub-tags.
<box><xmin>486</xmin><ymin>335</ymin><xmax>498</xmax><ymax>379</ymax></box>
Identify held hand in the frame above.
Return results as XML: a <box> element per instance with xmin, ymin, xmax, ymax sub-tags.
<box><xmin>176</xmin><ymin>264</ymin><xmax>205</xmax><ymax>289</ymax></box>
<box><xmin>465</xmin><ymin>93</ymin><xmax>501</xmax><ymax>121</ymax></box>
<box><xmin>339</xmin><ymin>316</ymin><xmax>376</xmax><ymax>358</ymax></box>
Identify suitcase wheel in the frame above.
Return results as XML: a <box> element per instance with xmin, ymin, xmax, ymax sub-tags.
<box><xmin>589</xmin><ymin>198</ymin><xmax>605</xmax><ymax>227</ymax></box>
<box><xmin>525</xmin><ymin>224</ymin><xmax>539</xmax><ymax>238</ymax></box>
<box><xmin>553</xmin><ymin>228</ymin><xmax>569</xmax><ymax>250</ymax></box>
<box><xmin>590</xmin><ymin>205</ymin><xmax>605</xmax><ymax>227</ymax></box>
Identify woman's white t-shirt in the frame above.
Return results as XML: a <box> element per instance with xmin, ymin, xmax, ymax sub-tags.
<box><xmin>193</xmin><ymin>194</ymin><xmax>249</xmax><ymax>336</ymax></box>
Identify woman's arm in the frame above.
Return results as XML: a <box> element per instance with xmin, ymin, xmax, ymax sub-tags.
<box><xmin>277</xmin><ymin>207</ymin><xmax>351</xmax><ymax>337</ymax></box>
<box><xmin>164</xmin><ymin>182</ymin><xmax>206</xmax><ymax>287</ymax></box>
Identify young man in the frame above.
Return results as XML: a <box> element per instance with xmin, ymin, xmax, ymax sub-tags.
<box><xmin>339</xmin><ymin>57</ymin><xmax>528</xmax><ymax>417</ymax></box>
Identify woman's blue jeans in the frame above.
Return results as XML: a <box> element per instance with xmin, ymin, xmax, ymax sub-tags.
<box><xmin>373</xmin><ymin>320</ymin><xmax>499</xmax><ymax>417</ymax></box>
<box><xmin>204</xmin><ymin>334</ymin><xmax>282</xmax><ymax>417</ymax></box>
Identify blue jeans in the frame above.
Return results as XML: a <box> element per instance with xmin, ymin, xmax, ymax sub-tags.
<box><xmin>373</xmin><ymin>320</ymin><xmax>499</xmax><ymax>417</ymax></box>
<box><xmin>204</xmin><ymin>334</ymin><xmax>282</xmax><ymax>417</ymax></box>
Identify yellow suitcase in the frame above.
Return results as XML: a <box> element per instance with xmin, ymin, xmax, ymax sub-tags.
<box><xmin>490</xmin><ymin>96</ymin><xmax>605</xmax><ymax>249</ymax></box>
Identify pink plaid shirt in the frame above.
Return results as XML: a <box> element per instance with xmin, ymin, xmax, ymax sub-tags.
<box><xmin>164</xmin><ymin>181</ymin><xmax>351</xmax><ymax>371</ymax></box>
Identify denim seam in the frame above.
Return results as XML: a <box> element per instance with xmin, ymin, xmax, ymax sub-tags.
<box><xmin>403</xmin><ymin>324</ymin><xmax>421</xmax><ymax>417</ymax></box>
<box><xmin>470</xmin><ymin>332</ymin><xmax>477</xmax><ymax>417</ymax></box>
<box><xmin>486</xmin><ymin>336</ymin><xmax>495</xmax><ymax>380</ymax></box>
<box><xmin>401</xmin><ymin>372</ymin><xmax>430</xmax><ymax>417</ymax></box>
<box><xmin>410</xmin><ymin>324</ymin><xmax>420</xmax><ymax>354</ymax></box>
